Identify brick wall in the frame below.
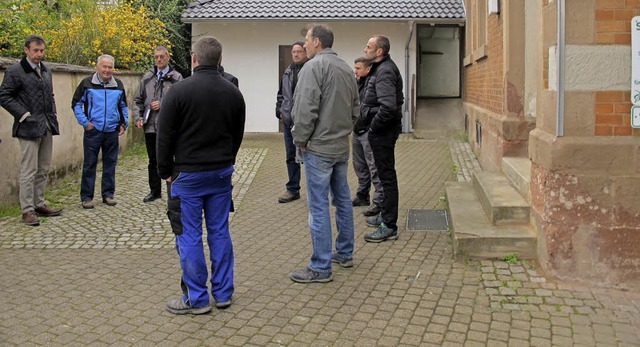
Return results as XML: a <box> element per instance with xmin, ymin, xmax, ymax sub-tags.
<box><xmin>463</xmin><ymin>5</ymin><xmax>504</xmax><ymax>114</ymax></box>
<box><xmin>595</xmin><ymin>91</ymin><xmax>636</xmax><ymax>136</ymax></box>
<box><xmin>593</xmin><ymin>1</ymin><xmax>640</xmax><ymax>136</ymax></box>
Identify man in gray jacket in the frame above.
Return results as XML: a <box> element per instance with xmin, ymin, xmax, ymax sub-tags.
<box><xmin>133</xmin><ymin>46</ymin><xmax>183</xmax><ymax>202</ymax></box>
<box><xmin>290</xmin><ymin>24</ymin><xmax>359</xmax><ymax>283</ymax></box>
<box><xmin>0</xmin><ymin>34</ymin><xmax>62</xmax><ymax>226</ymax></box>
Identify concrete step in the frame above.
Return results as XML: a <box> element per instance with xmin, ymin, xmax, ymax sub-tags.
<box><xmin>502</xmin><ymin>157</ymin><xmax>531</xmax><ymax>201</ymax></box>
<box><xmin>446</xmin><ymin>182</ymin><xmax>537</xmax><ymax>260</ymax></box>
<box><xmin>472</xmin><ymin>171</ymin><xmax>530</xmax><ymax>225</ymax></box>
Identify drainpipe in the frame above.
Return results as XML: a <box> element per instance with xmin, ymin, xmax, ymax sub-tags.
<box><xmin>404</xmin><ymin>20</ymin><xmax>415</xmax><ymax>133</ymax></box>
<box><xmin>556</xmin><ymin>0</ymin><xmax>565</xmax><ymax>137</ymax></box>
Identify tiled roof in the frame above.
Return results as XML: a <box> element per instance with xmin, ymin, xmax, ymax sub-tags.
<box><xmin>183</xmin><ymin>0</ymin><xmax>466</xmax><ymax>21</ymax></box>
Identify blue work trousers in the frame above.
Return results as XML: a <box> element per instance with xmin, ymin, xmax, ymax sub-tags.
<box><xmin>170</xmin><ymin>167</ymin><xmax>235</xmax><ymax>309</ymax></box>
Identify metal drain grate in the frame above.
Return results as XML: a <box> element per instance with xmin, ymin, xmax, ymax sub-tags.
<box><xmin>406</xmin><ymin>209</ymin><xmax>449</xmax><ymax>231</ymax></box>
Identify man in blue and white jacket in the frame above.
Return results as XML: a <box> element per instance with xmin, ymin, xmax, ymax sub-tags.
<box><xmin>71</xmin><ymin>54</ymin><xmax>128</xmax><ymax>209</ymax></box>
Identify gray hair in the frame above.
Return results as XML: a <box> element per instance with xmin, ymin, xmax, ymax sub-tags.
<box><xmin>192</xmin><ymin>36</ymin><xmax>222</xmax><ymax>66</ymax></box>
<box><xmin>154</xmin><ymin>46</ymin><xmax>169</xmax><ymax>56</ymax></box>
<box><xmin>97</xmin><ymin>54</ymin><xmax>115</xmax><ymax>65</ymax></box>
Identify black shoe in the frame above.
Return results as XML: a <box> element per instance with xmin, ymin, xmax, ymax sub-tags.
<box><xmin>278</xmin><ymin>191</ymin><xmax>300</xmax><ymax>203</ymax></box>
<box><xmin>351</xmin><ymin>197</ymin><xmax>370</xmax><ymax>207</ymax></box>
<box><xmin>143</xmin><ymin>193</ymin><xmax>161</xmax><ymax>203</ymax></box>
<box><xmin>362</xmin><ymin>205</ymin><xmax>381</xmax><ymax>217</ymax></box>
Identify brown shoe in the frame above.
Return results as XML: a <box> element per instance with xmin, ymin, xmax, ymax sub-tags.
<box><xmin>34</xmin><ymin>204</ymin><xmax>63</xmax><ymax>217</ymax></box>
<box><xmin>102</xmin><ymin>197</ymin><xmax>117</xmax><ymax>206</ymax></box>
<box><xmin>22</xmin><ymin>211</ymin><xmax>40</xmax><ymax>226</ymax></box>
<box><xmin>278</xmin><ymin>191</ymin><xmax>300</xmax><ymax>203</ymax></box>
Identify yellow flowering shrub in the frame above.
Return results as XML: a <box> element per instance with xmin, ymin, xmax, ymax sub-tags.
<box><xmin>1</xmin><ymin>0</ymin><xmax>170</xmax><ymax>70</ymax></box>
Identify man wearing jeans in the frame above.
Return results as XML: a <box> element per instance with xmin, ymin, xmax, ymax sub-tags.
<box><xmin>290</xmin><ymin>24</ymin><xmax>359</xmax><ymax>283</ymax></box>
<box><xmin>275</xmin><ymin>41</ymin><xmax>307</xmax><ymax>203</ymax></box>
<box><xmin>72</xmin><ymin>54</ymin><xmax>128</xmax><ymax>209</ymax></box>
<box><xmin>361</xmin><ymin>35</ymin><xmax>404</xmax><ymax>242</ymax></box>
<box><xmin>157</xmin><ymin>36</ymin><xmax>245</xmax><ymax>314</ymax></box>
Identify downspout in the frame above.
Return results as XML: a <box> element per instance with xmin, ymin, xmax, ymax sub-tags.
<box><xmin>556</xmin><ymin>0</ymin><xmax>565</xmax><ymax>137</ymax></box>
<box><xmin>404</xmin><ymin>20</ymin><xmax>415</xmax><ymax>133</ymax></box>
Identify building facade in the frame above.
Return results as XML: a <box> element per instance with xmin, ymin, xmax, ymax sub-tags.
<box><xmin>463</xmin><ymin>0</ymin><xmax>640</xmax><ymax>289</ymax></box>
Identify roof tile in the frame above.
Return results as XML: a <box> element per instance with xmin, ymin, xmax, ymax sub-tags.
<box><xmin>183</xmin><ymin>0</ymin><xmax>465</xmax><ymax>20</ymax></box>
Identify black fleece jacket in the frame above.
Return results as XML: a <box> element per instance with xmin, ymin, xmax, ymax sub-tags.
<box><xmin>156</xmin><ymin>65</ymin><xmax>246</xmax><ymax>179</ymax></box>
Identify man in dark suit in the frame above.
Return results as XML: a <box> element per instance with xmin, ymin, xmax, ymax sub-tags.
<box><xmin>0</xmin><ymin>34</ymin><xmax>62</xmax><ymax>226</ymax></box>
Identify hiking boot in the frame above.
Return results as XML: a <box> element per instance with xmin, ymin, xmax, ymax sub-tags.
<box><xmin>364</xmin><ymin>223</ymin><xmax>398</xmax><ymax>243</ymax></box>
<box><xmin>365</xmin><ymin>214</ymin><xmax>382</xmax><ymax>227</ymax></box>
<box><xmin>166</xmin><ymin>298</ymin><xmax>211</xmax><ymax>315</ymax></box>
<box><xmin>290</xmin><ymin>267</ymin><xmax>333</xmax><ymax>283</ymax></box>
<box><xmin>82</xmin><ymin>200</ymin><xmax>94</xmax><ymax>209</ymax></box>
<box><xmin>215</xmin><ymin>298</ymin><xmax>232</xmax><ymax>309</ymax></box>
<box><xmin>362</xmin><ymin>205</ymin><xmax>381</xmax><ymax>217</ymax></box>
<box><xmin>278</xmin><ymin>191</ymin><xmax>300</xmax><ymax>203</ymax></box>
<box><xmin>351</xmin><ymin>196</ymin><xmax>369</xmax><ymax>207</ymax></box>
<box><xmin>331</xmin><ymin>253</ymin><xmax>354</xmax><ymax>268</ymax></box>
<box><xmin>22</xmin><ymin>211</ymin><xmax>40</xmax><ymax>226</ymax></box>
<box><xmin>102</xmin><ymin>197</ymin><xmax>117</xmax><ymax>206</ymax></box>
<box><xmin>34</xmin><ymin>204</ymin><xmax>62</xmax><ymax>217</ymax></box>
<box><xmin>143</xmin><ymin>193</ymin><xmax>161</xmax><ymax>203</ymax></box>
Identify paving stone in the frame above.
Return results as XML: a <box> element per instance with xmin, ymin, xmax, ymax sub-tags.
<box><xmin>0</xmin><ymin>134</ymin><xmax>638</xmax><ymax>346</ymax></box>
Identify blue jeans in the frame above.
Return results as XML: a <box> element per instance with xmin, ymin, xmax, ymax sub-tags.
<box><xmin>170</xmin><ymin>167</ymin><xmax>234</xmax><ymax>309</ymax></box>
<box><xmin>81</xmin><ymin>129</ymin><xmax>118</xmax><ymax>202</ymax></box>
<box><xmin>303</xmin><ymin>151</ymin><xmax>354</xmax><ymax>273</ymax></box>
<box><xmin>283</xmin><ymin>125</ymin><xmax>301</xmax><ymax>193</ymax></box>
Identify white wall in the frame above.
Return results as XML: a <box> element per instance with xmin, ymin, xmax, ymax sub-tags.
<box><xmin>192</xmin><ymin>21</ymin><xmax>416</xmax><ymax>132</ymax></box>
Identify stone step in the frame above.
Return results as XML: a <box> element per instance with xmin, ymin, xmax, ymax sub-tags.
<box><xmin>446</xmin><ymin>182</ymin><xmax>537</xmax><ymax>260</ymax></box>
<box><xmin>502</xmin><ymin>157</ymin><xmax>531</xmax><ymax>201</ymax></box>
<box><xmin>472</xmin><ymin>171</ymin><xmax>530</xmax><ymax>225</ymax></box>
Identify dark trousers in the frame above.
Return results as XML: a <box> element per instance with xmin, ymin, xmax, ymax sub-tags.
<box><xmin>144</xmin><ymin>132</ymin><xmax>162</xmax><ymax>196</ymax></box>
<box><xmin>283</xmin><ymin>125</ymin><xmax>301</xmax><ymax>193</ymax></box>
<box><xmin>369</xmin><ymin>127</ymin><xmax>401</xmax><ymax>231</ymax></box>
<box><xmin>81</xmin><ymin>129</ymin><xmax>118</xmax><ymax>202</ymax></box>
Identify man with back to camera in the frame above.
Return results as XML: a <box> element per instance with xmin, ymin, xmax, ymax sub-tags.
<box><xmin>290</xmin><ymin>24</ymin><xmax>359</xmax><ymax>283</ymax></box>
<box><xmin>351</xmin><ymin>56</ymin><xmax>384</xmax><ymax>218</ymax></box>
<box><xmin>361</xmin><ymin>35</ymin><xmax>404</xmax><ymax>243</ymax></box>
<box><xmin>72</xmin><ymin>54</ymin><xmax>128</xmax><ymax>209</ymax></box>
<box><xmin>133</xmin><ymin>46</ymin><xmax>183</xmax><ymax>203</ymax></box>
<box><xmin>157</xmin><ymin>36</ymin><xmax>246</xmax><ymax>314</ymax></box>
<box><xmin>275</xmin><ymin>41</ymin><xmax>308</xmax><ymax>203</ymax></box>
<box><xmin>0</xmin><ymin>34</ymin><xmax>62</xmax><ymax>226</ymax></box>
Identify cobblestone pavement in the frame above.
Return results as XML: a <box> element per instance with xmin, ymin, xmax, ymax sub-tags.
<box><xmin>0</xmin><ymin>133</ymin><xmax>639</xmax><ymax>346</ymax></box>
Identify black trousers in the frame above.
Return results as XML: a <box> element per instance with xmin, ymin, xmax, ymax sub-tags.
<box><xmin>369</xmin><ymin>127</ymin><xmax>401</xmax><ymax>230</ymax></box>
<box><xmin>145</xmin><ymin>132</ymin><xmax>162</xmax><ymax>196</ymax></box>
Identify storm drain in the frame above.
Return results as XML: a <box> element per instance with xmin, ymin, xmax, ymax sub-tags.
<box><xmin>406</xmin><ymin>209</ymin><xmax>449</xmax><ymax>231</ymax></box>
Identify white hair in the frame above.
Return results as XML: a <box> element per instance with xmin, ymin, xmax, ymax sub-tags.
<box><xmin>97</xmin><ymin>54</ymin><xmax>115</xmax><ymax>65</ymax></box>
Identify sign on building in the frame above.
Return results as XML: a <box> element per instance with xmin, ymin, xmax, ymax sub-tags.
<box><xmin>633</xmin><ymin>16</ymin><xmax>640</xmax><ymax>105</ymax></box>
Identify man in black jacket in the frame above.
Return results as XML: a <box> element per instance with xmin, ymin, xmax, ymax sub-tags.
<box><xmin>157</xmin><ymin>36</ymin><xmax>246</xmax><ymax>315</ymax></box>
<box><xmin>361</xmin><ymin>35</ymin><xmax>404</xmax><ymax>243</ymax></box>
<box><xmin>275</xmin><ymin>41</ymin><xmax>307</xmax><ymax>203</ymax></box>
<box><xmin>0</xmin><ymin>34</ymin><xmax>62</xmax><ymax>226</ymax></box>
<box><xmin>351</xmin><ymin>57</ymin><xmax>383</xmax><ymax>217</ymax></box>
